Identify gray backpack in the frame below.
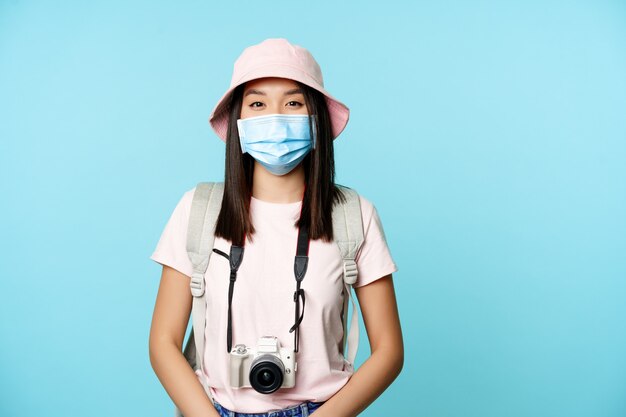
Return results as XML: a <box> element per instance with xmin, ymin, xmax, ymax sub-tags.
<box><xmin>177</xmin><ymin>181</ymin><xmax>364</xmax><ymax>416</ymax></box>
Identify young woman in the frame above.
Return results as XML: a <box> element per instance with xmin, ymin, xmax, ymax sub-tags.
<box><xmin>149</xmin><ymin>38</ymin><xmax>403</xmax><ymax>417</ymax></box>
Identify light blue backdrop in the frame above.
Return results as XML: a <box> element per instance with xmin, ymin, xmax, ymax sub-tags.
<box><xmin>1</xmin><ymin>1</ymin><xmax>625</xmax><ymax>416</ymax></box>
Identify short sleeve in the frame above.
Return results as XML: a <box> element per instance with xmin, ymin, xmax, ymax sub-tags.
<box><xmin>149</xmin><ymin>188</ymin><xmax>196</xmax><ymax>278</ymax></box>
<box><xmin>353</xmin><ymin>196</ymin><xmax>398</xmax><ymax>288</ymax></box>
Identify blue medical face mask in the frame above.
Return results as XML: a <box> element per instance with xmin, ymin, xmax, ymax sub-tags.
<box><xmin>237</xmin><ymin>113</ymin><xmax>317</xmax><ymax>176</ymax></box>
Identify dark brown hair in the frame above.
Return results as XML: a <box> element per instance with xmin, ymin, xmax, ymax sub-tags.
<box><xmin>214</xmin><ymin>80</ymin><xmax>346</xmax><ymax>246</ymax></box>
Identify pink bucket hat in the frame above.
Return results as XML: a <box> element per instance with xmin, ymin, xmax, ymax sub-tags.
<box><xmin>208</xmin><ymin>38</ymin><xmax>350</xmax><ymax>141</ymax></box>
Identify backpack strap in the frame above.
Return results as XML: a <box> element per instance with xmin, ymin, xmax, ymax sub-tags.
<box><xmin>181</xmin><ymin>181</ymin><xmax>224</xmax><ymax>412</ymax></box>
<box><xmin>332</xmin><ymin>185</ymin><xmax>365</xmax><ymax>370</ymax></box>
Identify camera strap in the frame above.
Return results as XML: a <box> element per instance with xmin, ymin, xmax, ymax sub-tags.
<box><xmin>289</xmin><ymin>221</ymin><xmax>309</xmax><ymax>353</ymax></box>
<box><xmin>212</xmin><ymin>244</ymin><xmax>244</xmax><ymax>353</ymax></box>
<box><xmin>212</xmin><ymin>202</ymin><xmax>310</xmax><ymax>354</ymax></box>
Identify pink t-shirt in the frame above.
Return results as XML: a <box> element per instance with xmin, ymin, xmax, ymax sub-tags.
<box><xmin>150</xmin><ymin>186</ymin><xmax>398</xmax><ymax>413</ymax></box>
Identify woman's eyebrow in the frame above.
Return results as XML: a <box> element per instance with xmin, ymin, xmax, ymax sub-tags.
<box><xmin>244</xmin><ymin>89</ymin><xmax>265</xmax><ymax>97</ymax></box>
<box><xmin>283</xmin><ymin>88</ymin><xmax>303</xmax><ymax>96</ymax></box>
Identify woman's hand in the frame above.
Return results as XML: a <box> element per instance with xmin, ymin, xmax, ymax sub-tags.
<box><xmin>149</xmin><ymin>265</ymin><xmax>221</xmax><ymax>417</ymax></box>
<box><xmin>310</xmin><ymin>274</ymin><xmax>404</xmax><ymax>417</ymax></box>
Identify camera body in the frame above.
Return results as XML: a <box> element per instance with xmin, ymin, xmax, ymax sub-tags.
<box><xmin>229</xmin><ymin>336</ymin><xmax>297</xmax><ymax>394</ymax></box>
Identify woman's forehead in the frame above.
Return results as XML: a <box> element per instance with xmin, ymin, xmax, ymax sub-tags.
<box><xmin>243</xmin><ymin>77</ymin><xmax>301</xmax><ymax>92</ymax></box>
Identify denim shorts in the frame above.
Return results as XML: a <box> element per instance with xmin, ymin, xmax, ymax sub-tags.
<box><xmin>212</xmin><ymin>399</ymin><xmax>324</xmax><ymax>417</ymax></box>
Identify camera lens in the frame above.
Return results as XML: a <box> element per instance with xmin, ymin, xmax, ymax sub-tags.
<box><xmin>249</xmin><ymin>355</ymin><xmax>284</xmax><ymax>394</ymax></box>
<box><xmin>259</xmin><ymin>369</ymin><xmax>275</xmax><ymax>385</ymax></box>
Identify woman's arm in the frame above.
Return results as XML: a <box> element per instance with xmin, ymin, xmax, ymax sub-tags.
<box><xmin>149</xmin><ymin>265</ymin><xmax>220</xmax><ymax>417</ymax></box>
<box><xmin>313</xmin><ymin>274</ymin><xmax>404</xmax><ymax>417</ymax></box>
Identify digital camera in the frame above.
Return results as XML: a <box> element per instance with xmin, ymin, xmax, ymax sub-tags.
<box><xmin>229</xmin><ymin>336</ymin><xmax>297</xmax><ymax>394</ymax></box>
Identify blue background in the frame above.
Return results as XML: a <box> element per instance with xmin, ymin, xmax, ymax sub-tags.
<box><xmin>1</xmin><ymin>1</ymin><xmax>625</xmax><ymax>416</ymax></box>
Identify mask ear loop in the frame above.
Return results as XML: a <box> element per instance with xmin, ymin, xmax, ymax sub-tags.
<box><xmin>310</xmin><ymin>114</ymin><xmax>317</xmax><ymax>149</ymax></box>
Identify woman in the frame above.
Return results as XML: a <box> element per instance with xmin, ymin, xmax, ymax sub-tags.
<box><xmin>149</xmin><ymin>38</ymin><xmax>403</xmax><ymax>417</ymax></box>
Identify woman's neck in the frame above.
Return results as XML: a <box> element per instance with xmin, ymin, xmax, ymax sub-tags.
<box><xmin>251</xmin><ymin>162</ymin><xmax>305</xmax><ymax>203</ymax></box>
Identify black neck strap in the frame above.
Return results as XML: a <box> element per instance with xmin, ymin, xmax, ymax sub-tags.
<box><xmin>212</xmin><ymin>245</ymin><xmax>244</xmax><ymax>353</ymax></box>
<box><xmin>290</xmin><ymin>221</ymin><xmax>309</xmax><ymax>352</ymax></box>
<box><xmin>212</xmin><ymin>221</ymin><xmax>310</xmax><ymax>353</ymax></box>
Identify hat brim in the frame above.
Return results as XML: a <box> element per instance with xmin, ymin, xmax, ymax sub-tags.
<box><xmin>208</xmin><ymin>65</ymin><xmax>350</xmax><ymax>142</ymax></box>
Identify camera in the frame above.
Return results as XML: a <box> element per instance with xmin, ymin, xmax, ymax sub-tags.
<box><xmin>229</xmin><ymin>336</ymin><xmax>297</xmax><ymax>394</ymax></box>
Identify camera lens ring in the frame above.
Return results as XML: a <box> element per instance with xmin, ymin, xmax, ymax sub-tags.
<box><xmin>249</xmin><ymin>354</ymin><xmax>285</xmax><ymax>394</ymax></box>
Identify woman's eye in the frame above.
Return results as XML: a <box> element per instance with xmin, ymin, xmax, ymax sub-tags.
<box><xmin>286</xmin><ymin>101</ymin><xmax>303</xmax><ymax>107</ymax></box>
<box><xmin>250</xmin><ymin>101</ymin><xmax>264</xmax><ymax>108</ymax></box>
